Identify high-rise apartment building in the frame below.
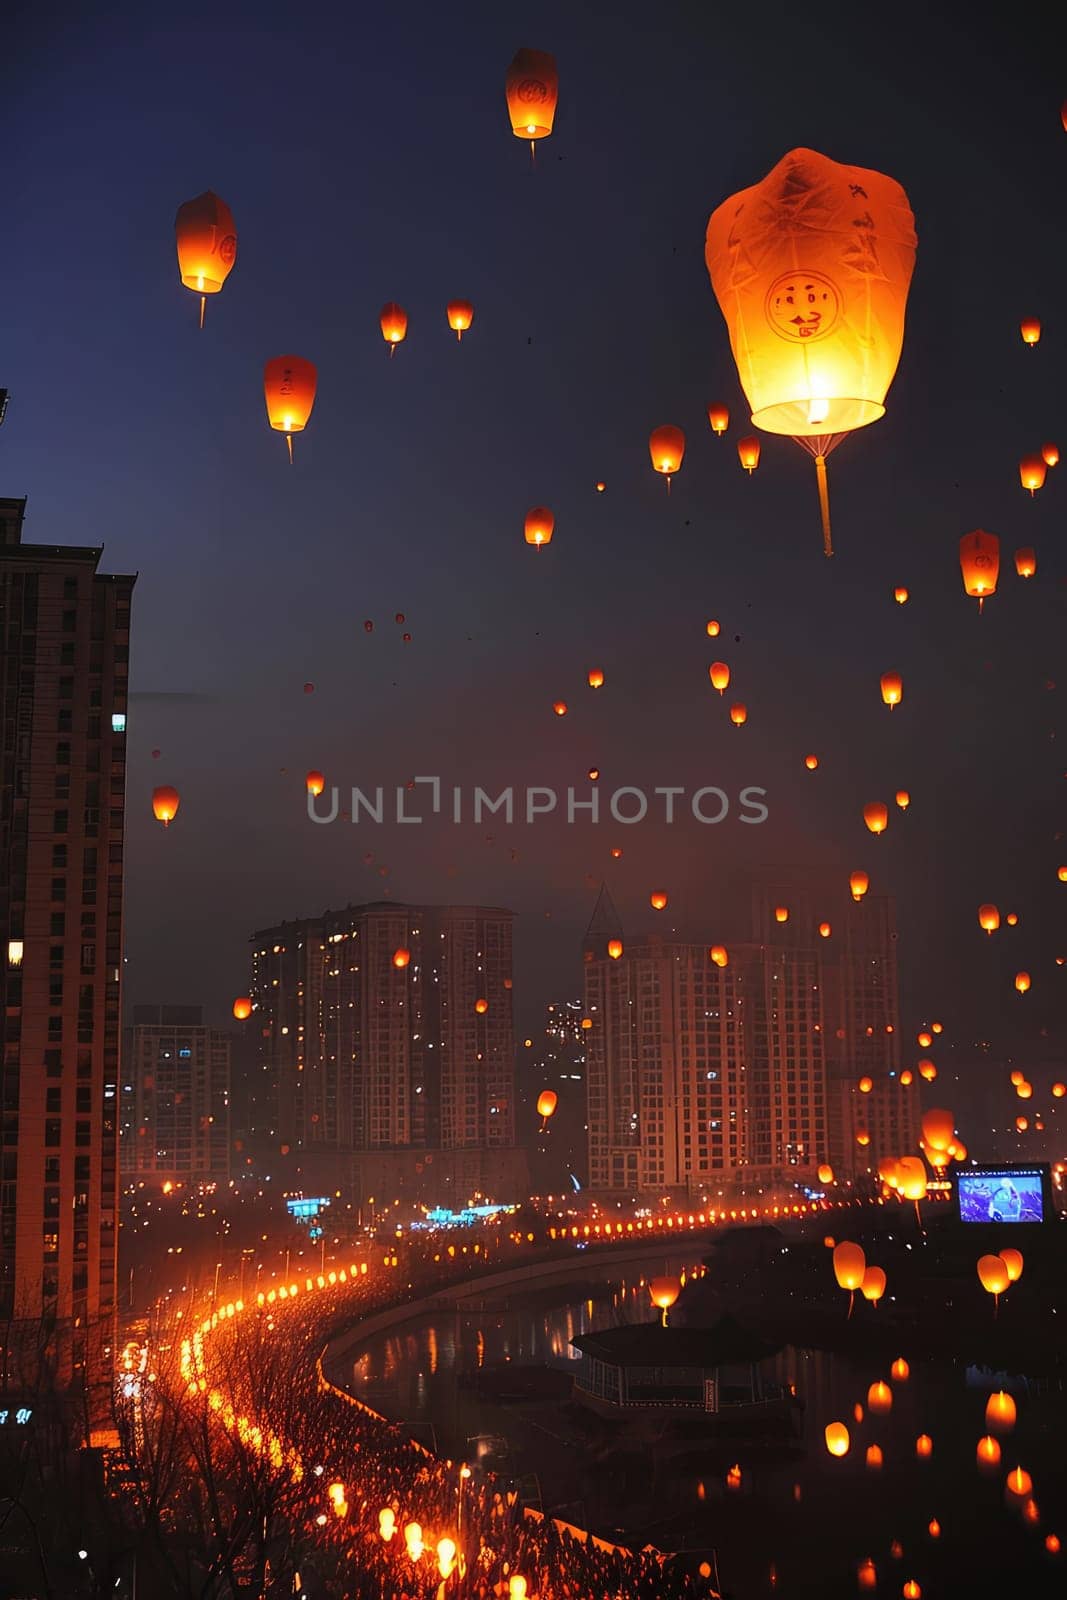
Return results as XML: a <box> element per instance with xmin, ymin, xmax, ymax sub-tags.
<box><xmin>753</xmin><ymin>877</ymin><xmax>916</xmax><ymax>1180</ymax></box>
<box><xmin>0</xmin><ymin>496</ymin><xmax>134</xmax><ymax>1398</ymax></box>
<box><xmin>524</xmin><ymin>999</ymin><xmax>587</xmax><ymax>1191</ymax></box>
<box><xmin>583</xmin><ymin>877</ymin><xmax>911</xmax><ymax>1198</ymax></box>
<box><xmin>249</xmin><ymin>903</ymin><xmax>525</xmax><ymax>1205</ymax></box>
<box><xmin>120</xmin><ymin>1005</ymin><xmax>231</xmax><ymax>1186</ymax></box>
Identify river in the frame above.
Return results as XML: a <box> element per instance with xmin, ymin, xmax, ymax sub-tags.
<box><xmin>340</xmin><ymin>1253</ymin><xmax>1066</xmax><ymax>1597</ymax></box>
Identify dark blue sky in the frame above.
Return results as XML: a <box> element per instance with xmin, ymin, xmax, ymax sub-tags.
<box><xmin>6</xmin><ymin>0</ymin><xmax>1065</xmax><ymax>1050</ymax></box>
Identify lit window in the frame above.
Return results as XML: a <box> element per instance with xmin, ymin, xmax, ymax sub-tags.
<box><xmin>111</xmin><ymin>713</ymin><xmax>126</xmax><ymax>734</ymax></box>
<box><xmin>7</xmin><ymin>940</ymin><xmax>23</xmax><ymax>968</ymax></box>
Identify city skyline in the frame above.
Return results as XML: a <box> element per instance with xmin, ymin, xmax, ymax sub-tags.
<box><xmin>4</xmin><ymin>4</ymin><xmax>1063</xmax><ymax>1065</ymax></box>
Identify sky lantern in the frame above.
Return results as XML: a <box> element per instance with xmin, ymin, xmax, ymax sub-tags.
<box><xmin>999</xmin><ymin>1247</ymin><xmax>1023</xmax><ymax>1284</ymax></box>
<box><xmin>709</xmin><ymin>662</ymin><xmax>730</xmax><ymax>694</ymax></box>
<box><xmin>849</xmin><ymin>870</ymin><xmax>869</xmax><ymax>902</ymax></box>
<box><xmin>1052</xmin><ymin>1082</ymin><xmax>1066</xmax><ymax>1098</ymax></box>
<box><xmin>979</xmin><ymin>904</ymin><xmax>1000</xmax><ymax>935</ymax></box>
<box><xmin>232</xmin><ymin>996</ymin><xmax>252</xmax><ymax>1021</ymax></box>
<box><xmin>1006</xmin><ymin>1467</ymin><xmax>1033</xmax><ymax>1499</ymax></box>
<box><xmin>818</xmin><ymin>921</ymin><xmax>831</xmax><ymax>937</ymax></box>
<box><xmin>774</xmin><ymin>905</ymin><xmax>789</xmax><ymax>923</ymax></box>
<box><xmin>1019</xmin><ymin>317</ymin><xmax>1041</xmax><ymax>346</ymax></box>
<box><xmin>174</xmin><ymin>191</ymin><xmax>237</xmax><ymax>327</ymax></box>
<box><xmin>891</xmin><ymin>1357</ymin><xmax>909</xmax><ymax>1382</ymax></box>
<box><xmin>710</xmin><ymin>944</ymin><xmax>729</xmax><ymax>967</ymax></box>
<box><xmin>706</xmin><ymin>619</ymin><xmax>721</xmax><ymax>636</ymax></box>
<box><xmin>977</xmin><ymin>1253</ymin><xmax>1010</xmax><ymax>1310</ymax></box>
<box><xmin>1014</xmin><ymin>971</ymin><xmax>1031</xmax><ymax>994</ymax></box>
<box><xmin>921</xmin><ymin>1108</ymin><xmax>954</xmax><ymax>1151</ymax></box>
<box><xmin>857</xmin><ymin>1559</ymin><xmax>878</xmax><ymax>1591</ymax></box>
<box><xmin>306</xmin><ymin>770</ymin><xmax>325</xmax><ymax>796</ymax></box>
<box><xmin>1015</xmin><ymin>547</ymin><xmax>1037</xmax><ymax>577</ymax></box>
<box><xmin>959</xmin><ymin>529</ymin><xmax>1000</xmax><ymax>611</ymax></box>
<box><xmin>707</xmin><ymin>403</ymin><xmax>730</xmax><ymax>436</ymax></box>
<box><xmin>880</xmin><ymin>672</ymin><xmax>903</xmax><ymax>708</ymax></box>
<box><xmin>552</xmin><ymin>700</ymin><xmax>567</xmax><ymax>716</ymax></box>
<box><xmin>894</xmin><ymin>586</ymin><xmax>909</xmax><ymax>604</ymax></box>
<box><xmin>587</xmin><ymin>668</ymin><xmax>605</xmax><ymax>688</ymax></box>
<box><xmin>919</xmin><ymin>1059</ymin><xmax>937</xmax><ymax>1082</ymax></box>
<box><xmin>608</xmin><ymin>938</ymin><xmax>623</xmax><ymax>960</ymax></box>
<box><xmin>474</xmin><ymin>998</ymin><xmax>489</xmax><ymax>1014</ymax></box>
<box><xmin>915</xmin><ymin>1434</ymin><xmax>933</xmax><ymax>1459</ymax></box>
<box><xmin>868</xmin><ymin>1380</ymin><xmax>892</xmax><ymax>1413</ymax></box>
<box><xmin>832</xmin><ymin>1240</ymin><xmax>866</xmax><ymax>1316</ymax></box>
<box><xmin>899</xmin><ymin>1069</ymin><xmax>913</xmax><ymax>1085</ymax></box>
<box><xmin>649</xmin><ymin>1275</ymin><xmax>681</xmax><ymax>1325</ymax></box>
<box><xmin>649</xmin><ymin>425</ymin><xmax>686</xmax><ymax>491</ymax></box>
<box><xmin>1015</xmin><ymin>1080</ymin><xmax>1032</xmax><ymax>1099</ymax></box>
<box><xmin>986</xmin><ymin>1391</ymin><xmax>1017</xmax><ymax>1433</ymax></box>
<box><xmin>446</xmin><ymin>300</ymin><xmax>474</xmax><ymax>340</ymax></box>
<box><xmin>524</xmin><ymin>506</ymin><xmax>554</xmax><ymax>548</ymax></box>
<box><xmin>863</xmin><ymin>802</ymin><xmax>888</xmax><ymax>835</ymax></box>
<box><xmin>1005</xmin><ymin>911</ymin><xmax>1018</xmax><ymax>926</ymax></box>
<box><xmin>861</xmin><ymin>1266</ymin><xmax>887</xmax><ymax>1305</ymax></box>
<box><xmin>824</xmin><ymin>1421</ymin><xmax>850</xmax><ymax>1457</ymax></box>
<box><xmin>536</xmin><ymin>1089</ymin><xmax>558</xmax><ymax>1128</ymax></box>
<box><xmin>865</xmin><ymin>1445</ymin><xmax>883</xmax><ymax>1470</ymax></box>
<box><xmin>706</xmin><ymin>148</ymin><xmax>916</xmax><ymax>557</ymax></box>
<box><xmin>918</xmin><ymin>1030</ymin><xmax>932</xmax><ymax>1048</ymax></box>
<box><xmin>152</xmin><ymin>785</ymin><xmax>180</xmax><ymax>827</ymax></box>
<box><xmin>805</xmin><ymin>754</ymin><xmax>819</xmax><ymax>770</ymax></box>
<box><xmin>650</xmin><ymin>891</ymin><xmax>668</xmax><ymax>910</ymax></box>
<box><xmin>895</xmin><ymin>790</ymin><xmax>910</xmax><ymax>810</ymax></box>
<box><xmin>730</xmin><ymin>702</ymin><xmax>748</xmax><ymax>727</ymax></box>
<box><xmin>817</xmin><ymin>1163</ymin><xmax>834</xmax><ymax>1184</ymax></box>
<box><xmin>505</xmin><ymin>47</ymin><xmax>558</xmax><ymax>159</ymax></box>
<box><xmin>264</xmin><ymin>356</ymin><xmax>317</xmax><ymax>462</ymax></box>
<box><xmin>858</xmin><ymin>1075</ymin><xmax>873</xmax><ymax>1093</ymax></box>
<box><xmin>379</xmin><ymin>302</ymin><xmax>408</xmax><ymax>352</ymax></box>
<box><xmin>392</xmin><ymin>948</ymin><xmax>411</xmax><ymax>969</ymax></box>
<box><xmin>737</xmin><ymin>435</ymin><xmax>761</xmax><ymax>473</ymax></box>
<box><xmin>978</xmin><ymin>1436</ymin><xmax>1002</xmax><ymax>1468</ymax></box>
<box><xmin>1042</xmin><ymin>441</ymin><xmax>1059</xmax><ymax>466</ymax></box>
<box><xmin>437</xmin><ymin>1539</ymin><xmax>457</xmax><ymax>1580</ymax></box>
<box><xmin>1019</xmin><ymin>455</ymin><xmax>1047</xmax><ymax>495</ymax></box>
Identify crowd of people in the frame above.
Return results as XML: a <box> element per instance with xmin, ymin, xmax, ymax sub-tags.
<box><xmin>184</xmin><ymin>1231</ymin><xmax>722</xmax><ymax>1599</ymax></box>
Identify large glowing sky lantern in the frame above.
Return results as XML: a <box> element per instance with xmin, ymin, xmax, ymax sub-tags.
<box><xmin>706</xmin><ymin>148</ymin><xmax>917</xmax><ymax>555</ymax></box>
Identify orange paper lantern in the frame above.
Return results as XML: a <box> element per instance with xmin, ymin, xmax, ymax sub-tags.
<box><xmin>175</xmin><ymin>191</ymin><xmax>237</xmax><ymax>326</ymax></box>
<box><xmin>649</xmin><ymin>425</ymin><xmax>686</xmax><ymax>489</ymax></box>
<box><xmin>524</xmin><ymin>507</ymin><xmax>554</xmax><ymax>548</ymax></box>
<box><xmin>264</xmin><ymin>356</ymin><xmax>317</xmax><ymax>462</ymax></box>
<box><xmin>706</xmin><ymin>148</ymin><xmax>916</xmax><ymax>556</ymax></box>
<box><xmin>960</xmin><ymin>529</ymin><xmax>1000</xmax><ymax>610</ymax></box>
<box><xmin>737</xmin><ymin>435</ymin><xmax>761</xmax><ymax>473</ymax></box>
<box><xmin>447</xmin><ymin>300</ymin><xmax>474</xmax><ymax>340</ymax></box>
<box><xmin>380</xmin><ymin>302</ymin><xmax>408</xmax><ymax>350</ymax></box>
<box><xmin>152</xmin><ymin>786</ymin><xmax>180</xmax><ymax>827</ymax></box>
<box><xmin>1019</xmin><ymin>455</ymin><xmax>1047</xmax><ymax>495</ymax></box>
<box><xmin>505</xmin><ymin>48</ymin><xmax>559</xmax><ymax>145</ymax></box>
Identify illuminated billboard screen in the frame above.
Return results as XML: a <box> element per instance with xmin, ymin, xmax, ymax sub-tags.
<box><xmin>956</xmin><ymin>1167</ymin><xmax>1046</xmax><ymax>1224</ymax></box>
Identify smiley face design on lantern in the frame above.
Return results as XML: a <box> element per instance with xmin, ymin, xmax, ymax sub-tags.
<box><xmin>516</xmin><ymin>76</ymin><xmax>549</xmax><ymax>104</ymax></box>
<box><xmin>765</xmin><ymin>269</ymin><xmax>841</xmax><ymax>342</ymax></box>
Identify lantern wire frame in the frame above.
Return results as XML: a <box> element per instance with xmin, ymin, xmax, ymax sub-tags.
<box><xmin>791</xmin><ymin>432</ymin><xmax>849</xmax><ymax>558</ymax></box>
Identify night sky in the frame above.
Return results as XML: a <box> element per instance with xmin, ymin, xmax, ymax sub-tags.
<box><xmin>6</xmin><ymin>0</ymin><xmax>1065</xmax><ymax>1053</ymax></box>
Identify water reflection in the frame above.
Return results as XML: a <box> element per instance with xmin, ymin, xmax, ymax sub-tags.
<box><xmin>345</xmin><ymin>1263</ymin><xmax>1067</xmax><ymax>1597</ymax></box>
